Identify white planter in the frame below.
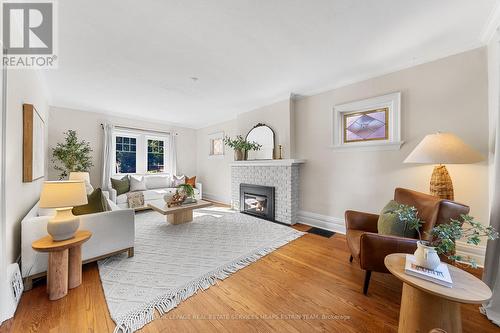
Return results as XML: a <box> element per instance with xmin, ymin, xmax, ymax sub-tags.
<box><xmin>414</xmin><ymin>241</ymin><xmax>441</xmax><ymax>270</ymax></box>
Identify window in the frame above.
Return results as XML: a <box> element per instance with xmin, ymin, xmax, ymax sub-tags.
<box><xmin>115</xmin><ymin>136</ymin><xmax>137</xmax><ymax>173</ymax></box>
<box><xmin>147</xmin><ymin>139</ymin><xmax>165</xmax><ymax>173</ymax></box>
<box><xmin>113</xmin><ymin>130</ymin><xmax>169</xmax><ymax>175</ymax></box>
<box><xmin>209</xmin><ymin>132</ymin><xmax>224</xmax><ymax>159</ymax></box>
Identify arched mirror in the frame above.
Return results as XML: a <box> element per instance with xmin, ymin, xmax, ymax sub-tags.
<box><xmin>246</xmin><ymin>123</ymin><xmax>275</xmax><ymax>160</ymax></box>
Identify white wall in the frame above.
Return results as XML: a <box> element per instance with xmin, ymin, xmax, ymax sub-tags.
<box><xmin>236</xmin><ymin>98</ymin><xmax>295</xmax><ymax>159</ymax></box>
<box><xmin>296</xmin><ymin>47</ymin><xmax>489</xmax><ymax>227</ymax></box>
<box><xmin>196</xmin><ymin>119</ymin><xmax>237</xmax><ymax>203</ymax></box>
<box><xmin>197</xmin><ymin>48</ymin><xmax>490</xmax><ymax>234</ymax></box>
<box><xmin>48</xmin><ymin>107</ymin><xmax>197</xmax><ymax>187</ymax></box>
<box><xmin>5</xmin><ymin>70</ymin><xmax>49</xmax><ymax>265</ymax></box>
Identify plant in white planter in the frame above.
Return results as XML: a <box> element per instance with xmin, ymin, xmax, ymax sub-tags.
<box><xmin>391</xmin><ymin>204</ymin><xmax>498</xmax><ymax>269</ymax></box>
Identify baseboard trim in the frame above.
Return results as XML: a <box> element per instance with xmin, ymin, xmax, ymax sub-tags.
<box><xmin>297</xmin><ymin>210</ymin><xmax>346</xmax><ymax>234</ymax></box>
<box><xmin>202</xmin><ymin>193</ymin><xmax>231</xmax><ymax>205</ymax></box>
<box><xmin>455</xmin><ymin>241</ymin><xmax>486</xmax><ymax>267</ymax></box>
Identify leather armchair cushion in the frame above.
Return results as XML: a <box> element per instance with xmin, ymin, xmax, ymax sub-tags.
<box><xmin>346</xmin><ymin>230</ymin><xmax>364</xmax><ymax>260</ymax></box>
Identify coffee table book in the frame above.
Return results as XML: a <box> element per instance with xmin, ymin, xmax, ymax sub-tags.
<box><xmin>404</xmin><ymin>254</ymin><xmax>453</xmax><ymax>288</ymax></box>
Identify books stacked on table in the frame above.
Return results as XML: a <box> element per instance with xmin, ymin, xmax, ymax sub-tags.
<box><xmin>404</xmin><ymin>254</ymin><xmax>453</xmax><ymax>288</ymax></box>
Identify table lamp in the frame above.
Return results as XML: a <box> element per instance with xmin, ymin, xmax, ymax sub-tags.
<box><xmin>404</xmin><ymin>132</ymin><xmax>484</xmax><ymax>200</ymax></box>
<box><xmin>69</xmin><ymin>171</ymin><xmax>93</xmax><ymax>193</ymax></box>
<box><xmin>39</xmin><ymin>181</ymin><xmax>88</xmax><ymax>241</ymax></box>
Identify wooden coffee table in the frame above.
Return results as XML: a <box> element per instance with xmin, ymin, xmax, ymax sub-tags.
<box><xmin>148</xmin><ymin>199</ymin><xmax>213</xmax><ymax>224</ymax></box>
<box><xmin>32</xmin><ymin>230</ymin><xmax>92</xmax><ymax>300</ymax></box>
<box><xmin>385</xmin><ymin>253</ymin><xmax>492</xmax><ymax>333</ymax></box>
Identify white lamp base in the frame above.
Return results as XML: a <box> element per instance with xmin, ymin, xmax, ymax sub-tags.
<box><xmin>47</xmin><ymin>207</ymin><xmax>80</xmax><ymax>241</ymax></box>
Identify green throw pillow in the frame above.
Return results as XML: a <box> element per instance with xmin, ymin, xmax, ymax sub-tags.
<box><xmin>72</xmin><ymin>188</ymin><xmax>107</xmax><ymax>216</ymax></box>
<box><xmin>111</xmin><ymin>176</ymin><xmax>130</xmax><ymax>196</ymax></box>
<box><xmin>377</xmin><ymin>200</ymin><xmax>418</xmax><ymax>238</ymax></box>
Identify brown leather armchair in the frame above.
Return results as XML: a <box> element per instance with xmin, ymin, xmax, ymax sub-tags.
<box><xmin>346</xmin><ymin>188</ymin><xmax>469</xmax><ymax>295</ymax></box>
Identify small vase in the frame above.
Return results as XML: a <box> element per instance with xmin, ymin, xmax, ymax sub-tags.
<box><xmin>234</xmin><ymin>149</ymin><xmax>244</xmax><ymax>161</ymax></box>
<box><xmin>414</xmin><ymin>241</ymin><xmax>441</xmax><ymax>270</ymax></box>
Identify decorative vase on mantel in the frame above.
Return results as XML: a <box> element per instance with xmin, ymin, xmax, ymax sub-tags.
<box><xmin>234</xmin><ymin>149</ymin><xmax>247</xmax><ymax>161</ymax></box>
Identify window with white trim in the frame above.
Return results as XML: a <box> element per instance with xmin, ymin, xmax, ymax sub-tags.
<box><xmin>113</xmin><ymin>130</ymin><xmax>169</xmax><ymax>175</ymax></box>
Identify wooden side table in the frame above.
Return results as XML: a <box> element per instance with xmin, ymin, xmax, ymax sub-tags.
<box><xmin>385</xmin><ymin>253</ymin><xmax>492</xmax><ymax>333</ymax></box>
<box><xmin>32</xmin><ymin>230</ymin><xmax>92</xmax><ymax>300</ymax></box>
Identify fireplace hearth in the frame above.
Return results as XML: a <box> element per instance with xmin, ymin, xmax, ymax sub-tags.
<box><xmin>240</xmin><ymin>184</ymin><xmax>275</xmax><ymax>221</ymax></box>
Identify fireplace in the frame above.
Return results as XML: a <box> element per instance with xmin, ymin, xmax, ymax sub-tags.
<box><xmin>240</xmin><ymin>183</ymin><xmax>275</xmax><ymax>221</ymax></box>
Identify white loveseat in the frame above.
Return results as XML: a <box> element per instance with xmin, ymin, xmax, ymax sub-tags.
<box><xmin>108</xmin><ymin>174</ymin><xmax>202</xmax><ymax>209</ymax></box>
<box><xmin>21</xmin><ymin>197</ymin><xmax>135</xmax><ymax>289</ymax></box>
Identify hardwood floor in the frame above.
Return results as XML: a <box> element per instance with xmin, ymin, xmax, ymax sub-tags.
<box><xmin>1</xmin><ymin>224</ymin><xmax>497</xmax><ymax>333</ymax></box>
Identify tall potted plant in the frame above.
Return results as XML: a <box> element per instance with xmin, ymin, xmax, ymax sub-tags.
<box><xmin>223</xmin><ymin>135</ymin><xmax>261</xmax><ymax>161</ymax></box>
<box><xmin>391</xmin><ymin>204</ymin><xmax>498</xmax><ymax>269</ymax></box>
<box><xmin>52</xmin><ymin>130</ymin><xmax>93</xmax><ymax>180</ymax></box>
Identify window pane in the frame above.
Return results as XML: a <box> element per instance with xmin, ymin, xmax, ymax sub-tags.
<box><xmin>147</xmin><ymin>139</ymin><xmax>165</xmax><ymax>173</ymax></box>
<box><xmin>116</xmin><ymin>136</ymin><xmax>136</xmax><ymax>173</ymax></box>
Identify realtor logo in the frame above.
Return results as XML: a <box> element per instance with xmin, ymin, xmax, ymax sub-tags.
<box><xmin>2</xmin><ymin>1</ymin><xmax>57</xmax><ymax>68</ymax></box>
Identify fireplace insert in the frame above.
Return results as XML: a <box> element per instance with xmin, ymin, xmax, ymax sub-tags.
<box><xmin>240</xmin><ymin>183</ymin><xmax>275</xmax><ymax>221</ymax></box>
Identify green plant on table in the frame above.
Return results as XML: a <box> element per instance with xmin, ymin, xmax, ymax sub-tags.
<box><xmin>390</xmin><ymin>204</ymin><xmax>499</xmax><ymax>268</ymax></box>
<box><xmin>430</xmin><ymin>214</ymin><xmax>498</xmax><ymax>268</ymax></box>
<box><xmin>177</xmin><ymin>183</ymin><xmax>195</xmax><ymax>199</ymax></box>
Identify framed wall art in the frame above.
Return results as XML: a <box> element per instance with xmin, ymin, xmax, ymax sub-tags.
<box><xmin>208</xmin><ymin>131</ymin><xmax>224</xmax><ymax>159</ymax></box>
<box><xmin>23</xmin><ymin>103</ymin><xmax>45</xmax><ymax>182</ymax></box>
<box><xmin>332</xmin><ymin>92</ymin><xmax>403</xmax><ymax>151</ymax></box>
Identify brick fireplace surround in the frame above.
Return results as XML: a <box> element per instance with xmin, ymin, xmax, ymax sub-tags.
<box><xmin>230</xmin><ymin>159</ymin><xmax>305</xmax><ymax>225</ymax></box>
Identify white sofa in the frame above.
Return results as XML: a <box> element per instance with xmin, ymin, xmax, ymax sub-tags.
<box><xmin>21</xmin><ymin>197</ymin><xmax>135</xmax><ymax>289</ymax></box>
<box><xmin>107</xmin><ymin>174</ymin><xmax>202</xmax><ymax>209</ymax></box>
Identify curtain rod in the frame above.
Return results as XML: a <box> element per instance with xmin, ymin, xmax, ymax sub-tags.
<box><xmin>100</xmin><ymin>123</ymin><xmax>178</xmax><ymax>136</ymax></box>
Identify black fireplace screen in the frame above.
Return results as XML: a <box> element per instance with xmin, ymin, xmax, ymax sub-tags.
<box><xmin>240</xmin><ymin>184</ymin><xmax>275</xmax><ymax>221</ymax></box>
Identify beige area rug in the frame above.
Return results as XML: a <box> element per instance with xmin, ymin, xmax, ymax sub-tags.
<box><xmin>98</xmin><ymin>207</ymin><xmax>304</xmax><ymax>332</ymax></box>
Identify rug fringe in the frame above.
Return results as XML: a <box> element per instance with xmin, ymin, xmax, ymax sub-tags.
<box><xmin>113</xmin><ymin>231</ymin><xmax>304</xmax><ymax>332</ymax></box>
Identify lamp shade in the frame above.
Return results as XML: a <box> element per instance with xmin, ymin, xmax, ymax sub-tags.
<box><xmin>39</xmin><ymin>181</ymin><xmax>88</xmax><ymax>208</ymax></box>
<box><xmin>69</xmin><ymin>172</ymin><xmax>90</xmax><ymax>183</ymax></box>
<box><xmin>404</xmin><ymin>132</ymin><xmax>484</xmax><ymax>164</ymax></box>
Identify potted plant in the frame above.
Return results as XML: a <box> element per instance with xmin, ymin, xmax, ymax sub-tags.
<box><xmin>223</xmin><ymin>135</ymin><xmax>262</xmax><ymax>161</ymax></box>
<box><xmin>177</xmin><ymin>183</ymin><xmax>196</xmax><ymax>204</ymax></box>
<box><xmin>52</xmin><ymin>130</ymin><xmax>93</xmax><ymax>180</ymax></box>
<box><xmin>391</xmin><ymin>204</ymin><xmax>498</xmax><ymax>269</ymax></box>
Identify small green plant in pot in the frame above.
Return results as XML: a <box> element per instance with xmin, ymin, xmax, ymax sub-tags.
<box><xmin>223</xmin><ymin>135</ymin><xmax>262</xmax><ymax>161</ymax></box>
<box><xmin>52</xmin><ymin>130</ymin><xmax>93</xmax><ymax>180</ymax></box>
<box><xmin>177</xmin><ymin>184</ymin><xmax>196</xmax><ymax>203</ymax></box>
<box><xmin>391</xmin><ymin>204</ymin><xmax>498</xmax><ymax>269</ymax></box>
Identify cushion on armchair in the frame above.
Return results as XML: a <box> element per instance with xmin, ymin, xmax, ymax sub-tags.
<box><xmin>377</xmin><ymin>200</ymin><xmax>418</xmax><ymax>238</ymax></box>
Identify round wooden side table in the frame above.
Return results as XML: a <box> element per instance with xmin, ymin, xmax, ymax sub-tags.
<box><xmin>385</xmin><ymin>253</ymin><xmax>492</xmax><ymax>333</ymax></box>
<box><xmin>32</xmin><ymin>230</ymin><xmax>92</xmax><ymax>300</ymax></box>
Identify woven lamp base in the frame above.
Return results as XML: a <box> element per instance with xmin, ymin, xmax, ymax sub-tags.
<box><xmin>430</xmin><ymin>165</ymin><xmax>454</xmax><ymax>200</ymax></box>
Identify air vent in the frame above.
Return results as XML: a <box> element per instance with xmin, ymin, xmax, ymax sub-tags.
<box><xmin>9</xmin><ymin>264</ymin><xmax>23</xmax><ymax>304</ymax></box>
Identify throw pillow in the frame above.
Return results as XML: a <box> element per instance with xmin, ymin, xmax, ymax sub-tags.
<box><xmin>185</xmin><ymin>176</ymin><xmax>196</xmax><ymax>188</ymax></box>
<box><xmin>172</xmin><ymin>175</ymin><xmax>186</xmax><ymax>187</ymax></box>
<box><xmin>111</xmin><ymin>176</ymin><xmax>130</xmax><ymax>196</ymax></box>
<box><xmin>377</xmin><ymin>200</ymin><xmax>418</xmax><ymax>238</ymax></box>
<box><xmin>72</xmin><ymin>188</ymin><xmax>107</xmax><ymax>216</ymax></box>
<box><xmin>145</xmin><ymin>175</ymin><xmax>170</xmax><ymax>189</ymax></box>
<box><xmin>129</xmin><ymin>175</ymin><xmax>147</xmax><ymax>192</ymax></box>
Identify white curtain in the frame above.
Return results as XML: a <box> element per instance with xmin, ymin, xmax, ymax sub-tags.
<box><xmin>101</xmin><ymin>123</ymin><xmax>114</xmax><ymax>190</ymax></box>
<box><xmin>482</xmin><ymin>31</ymin><xmax>500</xmax><ymax>326</ymax></box>
<box><xmin>169</xmin><ymin>133</ymin><xmax>177</xmax><ymax>177</ymax></box>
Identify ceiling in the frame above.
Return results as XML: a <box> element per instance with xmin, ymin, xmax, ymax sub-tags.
<box><xmin>44</xmin><ymin>0</ymin><xmax>498</xmax><ymax>128</ymax></box>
